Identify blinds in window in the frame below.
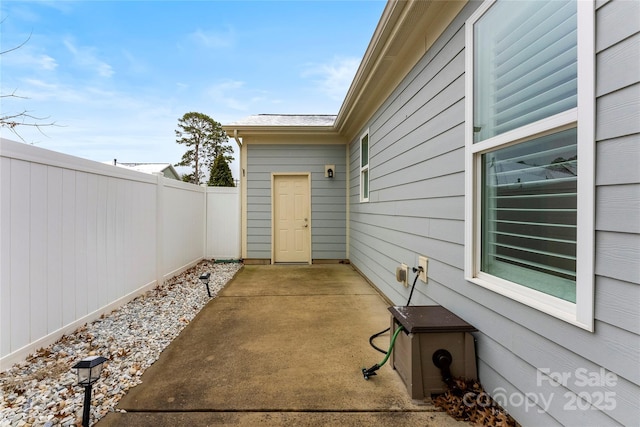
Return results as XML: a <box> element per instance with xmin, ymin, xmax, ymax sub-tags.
<box><xmin>473</xmin><ymin>1</ymin><xmax>577</xmax><ymax>142</ymax></box>
<box><xmin>481</xmin><ymin>128</ymin><xmax>577</xmax><ymax>302</ymax></box>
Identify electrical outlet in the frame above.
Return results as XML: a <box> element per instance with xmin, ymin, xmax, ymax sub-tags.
<box><xmin>418</xmin><ymin>256</ymin><xmax>428</xmax><ymax>283</ymax></box>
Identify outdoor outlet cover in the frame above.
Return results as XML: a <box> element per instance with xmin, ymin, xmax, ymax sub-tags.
<box><xmin>396</xmin><ymin>263</ymin><xmax>409</xmax><ymax>287</ymax></box>
<box><xmin>419</xmin><ymin>256</ymin><xmax>428</xmax><ymax>283</ymax></box>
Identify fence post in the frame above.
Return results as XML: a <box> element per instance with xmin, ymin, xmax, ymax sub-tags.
<box><xmin>201</xmin><ymin>184</ymin><xmax>208</xmax><ymax>260</ymax></box>
<box><xmin>153</xmin><ymin>172</ymin><xmax>164</xmax><ymax>287</ymax></box>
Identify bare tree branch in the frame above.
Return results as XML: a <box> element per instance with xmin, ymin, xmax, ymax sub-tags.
<box><xmin>0</xmin><ymin>31</ymin><xmax>31</xmax><ymax>55</ymax></box>
<box><xmin>0</xmin><ymin>28</ymin><xmax>56</xmax><ymax>143</ymax></box>
<box><xmin>1</xmin><ymin>89</ymin><xmax>29</xmax><ymax>100</ymax></box>
<box><xmin>1</xmin><ymin>110</ymin><xmax>59</xmax><ymax>143</ymax></box>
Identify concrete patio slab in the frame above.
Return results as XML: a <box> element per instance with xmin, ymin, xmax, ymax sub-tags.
<box><xmin>97</xmin><ymin>265</ymin><xmax>467</xmax><ymax>426</ymax></box>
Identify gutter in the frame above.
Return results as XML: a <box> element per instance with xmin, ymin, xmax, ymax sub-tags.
<box><xmin>233</xmin><ymin>129</ymin><xmax>242</xmax><ymax>147</ymax></box>
<box><xmin>229</xmin><ymin>128</ymin><xmax>247</xmax><ymax>260</ymax></box>
<box><xmin>224</xmin><ymin>125</ymin><xmax>339</xmax><ymax>138</ymax></box>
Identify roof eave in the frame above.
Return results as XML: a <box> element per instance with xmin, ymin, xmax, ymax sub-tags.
<box><xmin>164</xmin><ymin>164</ymin><xmax>180</xmax><ymax>177</ymax></box>
<box><xmin>334</xmin><ymin>0</ymin><xmax>467</xmax><ymax>141</ymax></box>
<box><xmin>222</xmin><ymin>125</ymin><xmax>341</xmax><ymax>138</ymax></box>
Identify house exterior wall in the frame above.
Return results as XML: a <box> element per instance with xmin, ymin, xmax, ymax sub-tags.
<box><xmin>348</xmin><ymin>1</ymin><xmax>639</xmax><ymax>426</ymax></box>
<box><xmin>246</xmin><ymin>143</ymin><xmax>346</xmax><ymax>261</ymax></box>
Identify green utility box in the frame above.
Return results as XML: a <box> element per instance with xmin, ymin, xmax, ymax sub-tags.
<box><xmin>389</xmin><ymin>305</ymin><xmax>477</xmax><ymax>400</ymax></box>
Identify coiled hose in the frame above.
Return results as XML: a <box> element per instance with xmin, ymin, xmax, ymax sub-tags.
<box><xmin>362</xmin><ymin>325</ymin><xmax>404</xmax><ymax>379</ymax></box>
<box><xmin>362</xmin><ymin>267</ymin><xmax>422</xmax><ymax>379</ymax></box>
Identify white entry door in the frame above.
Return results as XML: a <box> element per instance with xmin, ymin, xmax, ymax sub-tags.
<box><xmin>273</xmin><ymin>174</ymin><xmax>310</xmax><ymax>263</ymax></box>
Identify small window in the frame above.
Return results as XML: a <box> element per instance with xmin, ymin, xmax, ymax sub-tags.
<box><xmin>465</xmin><ymin>0</ymin><xmax>594</xmax><ymax>330</ymax></box>
<box><xmin>360</xmin><ymin>130</ymin><xmax>369</xmax><ymax>202</ymax></box>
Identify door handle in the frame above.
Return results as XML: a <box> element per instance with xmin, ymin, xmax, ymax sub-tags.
<box><xmin>304</xmin><ymin>224</ymin><xmax>308</xmax><ymax>228</ymax></box>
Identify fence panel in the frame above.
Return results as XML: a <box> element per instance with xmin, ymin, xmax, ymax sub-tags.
<box><xmin>162</xmin><ymin>179</ymin><xmax>206</xmax><ymax>278</ymax></box>
<box><xmin>0</xmin><ymin>138</ymin><xmax>240</xmax><ymax>369</ymax></box>
<box><xmin>206</xmin><ymin>187</ymin><xmax>240</xmax><ymax>260</ymax></box>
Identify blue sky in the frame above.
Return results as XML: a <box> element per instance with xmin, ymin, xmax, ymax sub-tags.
<box><xmin>1</xmin><ymin>0</ymin><xmax>385</xmax><ymax>178</ymax></box>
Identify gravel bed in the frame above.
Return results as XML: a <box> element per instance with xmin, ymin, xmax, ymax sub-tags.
<box><xmin>0</xmin><ymin>261</ymin><xmax>241</xmax><ymax>427</ymax></box>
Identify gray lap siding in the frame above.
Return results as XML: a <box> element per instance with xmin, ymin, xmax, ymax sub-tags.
<box><xmin>246</xmin><ymin>144</ymin><xmax>347</xmax><ymax>260</ymax></box>
<box><xmin>348</xmin><ymin>1</ymin><xmax>640</xmax><ymax>425</ymax></box>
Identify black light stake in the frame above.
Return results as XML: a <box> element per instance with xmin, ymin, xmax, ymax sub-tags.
<box><xmin>72</xmin><ymin>356</ymin><xmax>108</xmax><ymax>427</ymax></box>
<box><xmin>200</xmin><ymin>272</ymin><xmax>212</xmax><ymax>297</ymax></box>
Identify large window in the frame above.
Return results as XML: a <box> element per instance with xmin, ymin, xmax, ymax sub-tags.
<box><xmin>360</xmin><ymin>130</ymin><xmax>369</xmax><ymax>202</ymax></box>
<box><xmin>465</xmin><ymin>0</ymin><xmax>594</xmax><ymax>329</ymax></box>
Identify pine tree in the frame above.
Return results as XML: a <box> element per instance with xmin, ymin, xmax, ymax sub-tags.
<box><xmin>208</xmin><ymin>154</ymin><xmax>235</xmax><ymax>187</ymax></box>
<box><xmin>174</xmin><ymin>112</ymin><xmax>233</xmax><ymax>184</ymax></box>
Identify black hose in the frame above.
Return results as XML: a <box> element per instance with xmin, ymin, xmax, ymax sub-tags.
<box><xmin>362</xmin><ymin>325</ymin><xmax>405</xmax><ymax>379</ymax></box>
<box><xmin>369</xmin><ymin>327</ymin><xmax>390</xmax><ymax>354</ymax></box>
<box><xmin>368</xmin><ymin>268</ymin><xmax>421</xmax><ymax>354</ymax></box>
<box><xmin>406</xmin><ymin>268</ymin><xmax>419</xmax><ymax>307</ymax></box>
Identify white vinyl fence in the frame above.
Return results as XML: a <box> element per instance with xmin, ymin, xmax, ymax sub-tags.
<box><xmin>0</xmin><ymin>138</ymin><xmax>240</xmax><ymax>369</ymax></box>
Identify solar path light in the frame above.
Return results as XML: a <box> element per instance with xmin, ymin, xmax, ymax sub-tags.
<box><xmin>200</xmin><ymin>272</ymin><xmax>212</xmax><ymax>297</ymax></box>
<box><xmin>72</xmin><ymin>355</ymin><xmax>108</xmax><ymax>427</ymax></box>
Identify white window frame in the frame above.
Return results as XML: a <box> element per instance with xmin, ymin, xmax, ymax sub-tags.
<box><xmin>464</xmin><ymin>0</ymin><xmax>595</xmax><ymax>331</ymax></box>
<box><xmin>360</xmin><ymin>129</ymin><xmax>370</xmax><ymax>202</ymax></box>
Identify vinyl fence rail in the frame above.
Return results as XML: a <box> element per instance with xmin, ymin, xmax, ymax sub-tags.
<box><xmin>0</xmin><ymin>138</ymin><xmax>240</xmax><ymax>369</ymax></box>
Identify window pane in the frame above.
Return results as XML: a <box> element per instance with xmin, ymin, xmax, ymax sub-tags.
<box><xmin>481</xmin><ymin>128</ymin><xmax>577</xmax><ymax>302</ymax></box>
<box><xmin>361</xmin><ymin>134</ymin><xmax>369</xmax><ymax>167</ymax></box>
<box><xmin>473</xmin><ymin>1</ymin><xmax>577</xmax><ymax>142</ymax></box>
<box><xmin>362</xmin><ymin>169</ymin><xmax>369</xmax><ymax>200</ymax></box>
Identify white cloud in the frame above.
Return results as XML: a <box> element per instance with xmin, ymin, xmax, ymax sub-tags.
<box><xmin>63</xmin><ymin>38</ymin><xmax>114</xmax><ymax>78</ymax></box>
<box><xmin>302</xmin><ymin>56</ymin><xmax>360</xmax><ymax>101</ymax></box>
<box><xmin>189</xmin><ymin>27</ymin><xmax>235</xmax><ymax>48</ymax></box>
<box><xmin>95</xmin><ymin>62</ymin><xmax>113</xmax><ymax>78</ymax></box>
<box><xmin>0</xmin><ymin>45</ymin><xmax>58</xmax><ymax>71</ymax></box>
<box><xmin>208</xmin><ymin>79</ymin><xmax>245</xmax><ymax>94</ymax></box>
<box><xmin>21</xmin><ymin>78</ymin><xmax>58</xmax><ymax>91</ymax></box>
<box><xmin>205</xmin><ymin>80</ymin><xmax>251</xmax><ymax>111</ymax></box>
<box><xmin>4</xmin><ymin>81</ymin><xmax>186</xmax><ymax>162</ymax></box>
<box><xmin>19</xmin><ymin>78</ymin><xmax>92</xmax><ymax>104</ymax></box>
<box><xmin>122</xmin><ymin>50</ymin><xmax>147</xmax><ymax>74</ymax></box>
<box><xmin>39</xmin><ymin>54</ymin><xmax>58</xmax><ymax>70</ymax></box>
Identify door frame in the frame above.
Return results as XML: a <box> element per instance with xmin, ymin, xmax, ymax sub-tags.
<box><xmin>271</xmin><ymin>172</ymin><xmax>312</xmax><ymax>264</ymax></box>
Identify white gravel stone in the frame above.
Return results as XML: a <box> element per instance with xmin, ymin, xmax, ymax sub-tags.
<box><xmin>0</xmin><ymin>261</ymin><xmax>241</xmax><ymax>426</ymax></box>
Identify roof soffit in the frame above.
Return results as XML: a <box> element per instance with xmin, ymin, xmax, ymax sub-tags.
<box><xmin>335</xmin><ymin>0</ymin><xmax>467</xmax><ymax>141</ymax></box>
<box><xmin>221</xmin><ymin>114</ymin><xmax>343</xmax><ymax>142</ymax></box>
<box><xmin>220</xmin><ymin>125</ymin><xmax>343</xmax><ymax>139</ymax></box>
